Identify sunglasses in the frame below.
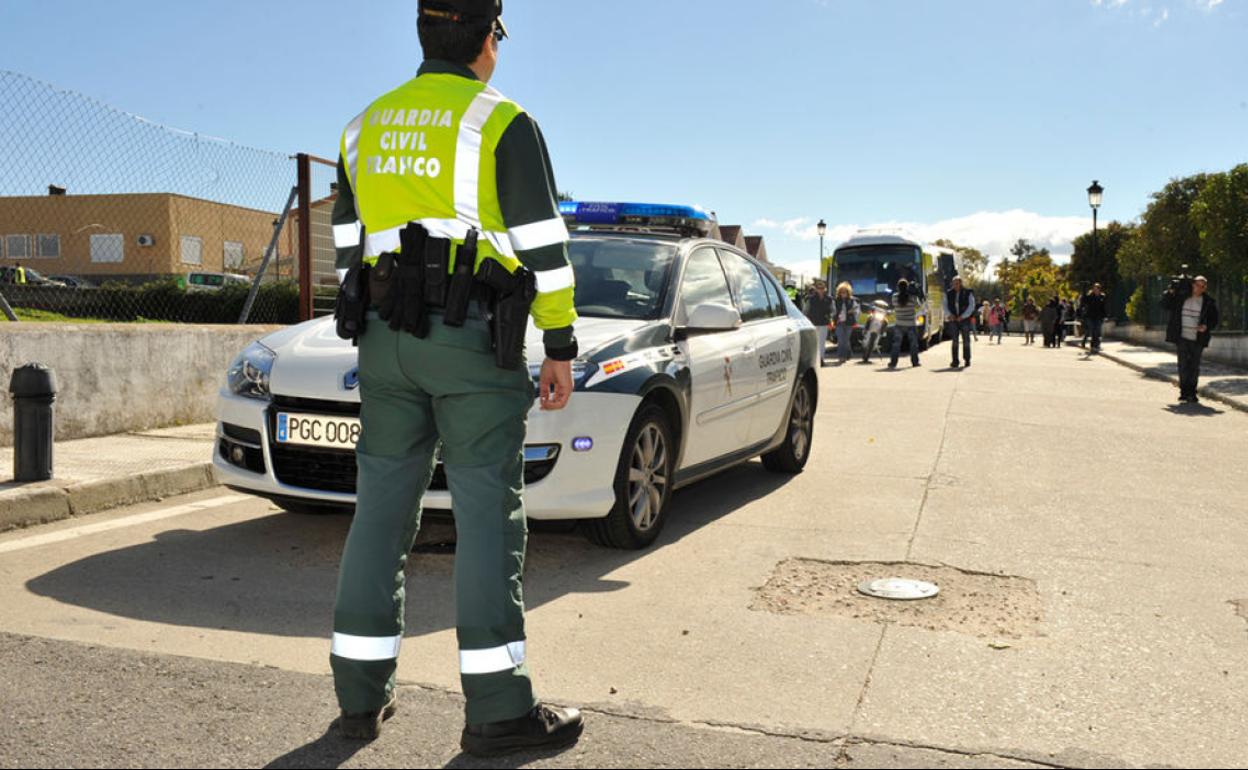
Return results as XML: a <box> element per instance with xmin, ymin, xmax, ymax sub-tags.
<box><xmin>491</xmin><ymin>20</ymin><xmax>506</xmax><ymax>43</ymax></box>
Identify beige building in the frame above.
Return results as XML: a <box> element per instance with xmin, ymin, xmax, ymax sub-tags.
<box><xmin>0</xmin><ymin>192</ymin><xmax>289</xmax><ymax>282</ymax></box>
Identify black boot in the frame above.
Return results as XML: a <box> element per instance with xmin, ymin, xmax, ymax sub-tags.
<box><xmin>339</xmin><ymin>692</ymin><xmax>398</xmax><ymax>741</ymax></box>
<box><xmin>461</xmin><ymin>703</ymin><xmax>585</xmax><ymax>758</ymax></box>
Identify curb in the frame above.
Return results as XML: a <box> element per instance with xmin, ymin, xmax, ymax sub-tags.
<box><xmin>1096</xmin><ymin>349</ymin><xmax>1248</xmax><ymax>415</ymax></box>
<box><xmin>0</xmin><ymin>462</ymin><xmax>217</xmax><ymax>532</ymax></box>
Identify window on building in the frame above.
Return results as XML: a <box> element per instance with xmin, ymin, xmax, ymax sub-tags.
<box><xmin>5</xmin><ymin>235</ymin><xmax>31</xmax><ymax>260</ymax></box>
<box><xmin>223</xmin><ymin>241</ymin><xmax>244</xmax><ymax>270</ymax></box>
<box><xmin>36</xmin><ymin>234</ymin><xmax>60</xmax><ymax>259</ymax></box>
<box><xmin>90</xmin><ymin>234</ymin><xmax>124</xmax><ymax>263</ymax></box>
<box><xmin>181</xmin><ymin>235</ymin><xmax>203</xmax><ymax>266</ymax></box>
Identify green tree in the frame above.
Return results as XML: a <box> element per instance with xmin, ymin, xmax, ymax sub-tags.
<box><xmin>997</xmin><ymin>248</ymin><xmax>1070</xmax><ymax>312</ymax></box>
<box><xmin>1069</xmin><ymin>221</ymin><xmax>1134</xmax><ymax>293</ymax></box>
<box><xmin>1120</xmin><ymin>173</ymin><xmax>1211</xmax><ymax>279</ymax></box>
<box><xmin>1009</xmin><ymin>239</ymin><xmax>1041</xmax><ymax>262</ymax></box>
<box><xmin>1191</xmin><ymin>163</ymin><xmax>1248</xmax><ymax>280</ymax></box>
<box><xmin>932</xmin><ymin>239</ymin><xmax>988</xmax><ymax>280</ymax></box>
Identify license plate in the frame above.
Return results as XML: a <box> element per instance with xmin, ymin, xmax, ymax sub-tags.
<box><xmin>275</xmin><ymin>413</ymin><xmax>361</xmax><ymax>450</ymax></box>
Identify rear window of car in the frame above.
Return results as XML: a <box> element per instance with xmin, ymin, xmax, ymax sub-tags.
<box><xmin>190</xmin><ymin>273</ymin><xmax>225</xmax><ymax>287</ymax></box>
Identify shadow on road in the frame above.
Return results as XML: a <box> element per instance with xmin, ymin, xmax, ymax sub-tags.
<box><xmin>25</xmin><ymin>460</ymin><xmax>792</xmax><ymax>639</ymax></box>
<box><xmin>264</xmin><ymin>721</ymin><xmax>366</xmax><ymax>769</ymax></box>
<box><xmin>1164</xmin><ymin>402</ymin><xmax>1224</xmax><ymax>417</ymax></box>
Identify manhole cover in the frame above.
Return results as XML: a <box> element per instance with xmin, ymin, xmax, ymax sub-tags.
<box><xmin>857</xmin><ymin>578</ymin><xmax>939</xmax><ymax>601</ymax></box>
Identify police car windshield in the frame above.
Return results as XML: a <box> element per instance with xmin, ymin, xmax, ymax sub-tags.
<box><xmin>568</xmin><ymin>237</ymin><xmax>676</xmax><ymax>319</ymax></box>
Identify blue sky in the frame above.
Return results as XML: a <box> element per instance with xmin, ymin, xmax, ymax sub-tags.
<box><xmin>2</xmin><ymin>0</ymin><xmax>1245</xmax><ymax>278</ymax></box>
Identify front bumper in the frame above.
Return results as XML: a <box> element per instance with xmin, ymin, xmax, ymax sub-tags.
<box><xmin>213</xmin><ymin>388</ymin><xmax>640</xmax><ymax>520</ymax></box>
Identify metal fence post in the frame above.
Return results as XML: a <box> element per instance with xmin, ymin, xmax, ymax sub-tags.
<box><xmin>0</xmin><ymin>289</ymin><xmax>17</xmax><ymax>322</ymax></box>
<box><xmin>297</xmin><ymin>153</ymin><xmax>314</xmax><ymax>322</ymax></box>
<box><xmin>238</xmin><ymin>186</ymin><xmax>299</xmax><ymax>324</ymax></box>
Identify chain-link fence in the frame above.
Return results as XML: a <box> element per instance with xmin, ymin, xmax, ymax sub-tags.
<box><xmin>0</xmin><ymin>70</ymin><xmax>321</xmax><ymax>325</ymax></box>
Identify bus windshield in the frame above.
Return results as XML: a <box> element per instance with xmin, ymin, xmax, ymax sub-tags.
<box><xmin>834</xmin><ymin>245</ymin><xmax>922</xmax><ymax>300</ymax></box>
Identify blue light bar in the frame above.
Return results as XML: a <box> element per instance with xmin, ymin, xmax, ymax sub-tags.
<box><xmin>560</xmin><ymin>201</ymin><xmax>715</xmax><ymax>236</ymax></box>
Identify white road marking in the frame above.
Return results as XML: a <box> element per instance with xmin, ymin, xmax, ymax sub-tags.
<box><xmin>0</xmin><ymin>495</ymin><xmax>251</xmax><ymax>555</ymax></box>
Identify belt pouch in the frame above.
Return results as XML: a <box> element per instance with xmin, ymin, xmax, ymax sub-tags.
<box><xmin>395</xmin><ymin>224</ymin><xmax>429</xmax><ymax>338</ymax></box>
<box><xmin>423</xmin><ymin>236</ymin><xmax>450</xmax><ymax>306</ymax></box>
<box><xmin>442</xmin><ymin>230</ymin><xmax>478</xmax><ymax>328</ymax></box>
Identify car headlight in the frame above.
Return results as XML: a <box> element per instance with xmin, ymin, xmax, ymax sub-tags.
<box><xmin>528</xmin><ymin>358</ymin><xmax>593</xmax><ymax>383</ymax></box>
<box><xmin>917</xmin><ymin>315</ymin><xmax>926</xmax><ymax>326</ymax></box>
<box><xmin>227</xmin><ymin>342</ymin><xmax>276</xmax><ymax>400</ymax></box>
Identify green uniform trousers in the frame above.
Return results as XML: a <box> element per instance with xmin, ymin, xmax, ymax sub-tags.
<box><xmin>330</xmin><ymin>312</ymin><xmax>537</xmax><ymax>726</ymax></box>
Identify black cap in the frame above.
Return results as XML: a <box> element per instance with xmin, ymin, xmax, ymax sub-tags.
<box><xmin>419</xmin><ymin>0</ymin><xmax>506</xmax><ymax>36</ymax></box>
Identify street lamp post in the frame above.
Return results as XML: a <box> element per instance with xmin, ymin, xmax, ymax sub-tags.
<box><xmin>1087</xmin><ymin>180</ymin><xmax>1104</xmax><ymax>271</ymax></box>
<box><xmin>817</xmin><ymin>219</ymin><xmax>827</xmax><ymax>283</ymax></box>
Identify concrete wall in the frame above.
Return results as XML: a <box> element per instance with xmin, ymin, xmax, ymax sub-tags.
<box><xmin>1104</xmin><ymin>321</ymin><xmax>1248</xmax><ymax>368</ymax></box>
<box><xmin>0</xmin><ymin>323</ymin><xmax>282</xmax><ymax>446</ymax></box>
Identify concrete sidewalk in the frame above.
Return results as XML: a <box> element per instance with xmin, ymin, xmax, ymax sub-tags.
<box><xmin>0</xmin><ymin>423</ymin><xmax>217</xmax><ymax>530</ymax></box>
<box><xmin>1092</xmin><ymin>338</ymin><xmax>1248</xmax><ymax>413</ymax></box>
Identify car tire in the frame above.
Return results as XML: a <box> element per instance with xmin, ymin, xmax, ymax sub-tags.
<box><xmin>762</xmin><ymin>376</ymin><xmax>815</xmax><ymax>474</ymax></box>
<box><xmin>583</xmin><ymin>403</ymin><xmax>674</xmax><ymax>550</ymax></box>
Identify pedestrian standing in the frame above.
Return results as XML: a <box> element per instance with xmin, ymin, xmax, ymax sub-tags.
<box><xmin>944</xmin><ymin>275</ymin><xmax>976</xmax><ymax>368</ymax></box>
<box><xmin>1059</xmin><ymin>299</ymin><xmax>1075</xmax><ymax>346</ymax></box>
<box><xmin>832</xmin><ymin>281</ymin><xmax>859</xmax><ymax>364</ymax></box>
<box><xmin>1022</xmin><ymin>298</ymin><xmax>1039</xmax><ymax>345</ymax></box>
<box><xmin>1040</xmin><ymin>298</ymin><xmax>1058</xmax><ymax>348</ymax></box>
<box><xmin>1162</xmin><ymin>275</ymin><xmax>1220</xmax><ymax>403</ymax></box>
<box><xmin>327</xmin><ymin>0</ymin><xmax>584</xmax><ymax>755</ymax></box>
<box><xmin>889</xmin><ymin>279</ymin><xmax>925</xmax><ymax>368</ymax></box>
<box><xmin>803</xmin><ymin>280</ymin><xmax>833</xmax><ymax>367</ymax></box>
<box><xmin>1081</xmin><ymin>283</ymin><xmax>1108</xmax><ymax>352</ymax></box>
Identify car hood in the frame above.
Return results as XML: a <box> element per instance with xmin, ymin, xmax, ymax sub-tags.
<box><xmin>261</xmin><ymin>315</ymin><xmax>653</xmax><ymax>401</ymax></box>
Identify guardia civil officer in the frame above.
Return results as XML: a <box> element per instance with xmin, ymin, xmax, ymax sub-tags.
<box><xmin>328</xmin><ymin>0</ymin><xmax>584</xmax><ymax>756</ymax></box>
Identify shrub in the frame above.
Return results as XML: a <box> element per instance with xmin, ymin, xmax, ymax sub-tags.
<box><xmin>1126</xmin><ymin>286</ymin><xmax>1148</xmax><ymax>325</ymax></box>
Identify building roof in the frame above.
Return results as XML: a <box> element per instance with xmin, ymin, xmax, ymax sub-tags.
<box><xmin>0</xmin><ymin>191</ymin><xmax>281</xmax><ymax>218</ymax></box>
<box><xmin>718</xmin><ymin>225</ymin><xmax>746</xmax><ymax>250</ymax></box>
<box><xmin>745</xmin><ymin>235</ymin><xmax>769</xmax><ymax>264</ymax></box>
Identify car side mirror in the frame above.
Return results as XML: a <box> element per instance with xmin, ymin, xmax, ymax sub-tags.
<box><xmin>678</xmin><ymin>302</ymin><xmax>741</xmax><ymax>338</ymax></box>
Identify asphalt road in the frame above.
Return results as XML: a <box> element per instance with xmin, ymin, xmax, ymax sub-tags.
<box><xmin>2</xmin><ymin>337</ymin><xmax>1246</xmax><ymax>768</ymax></box>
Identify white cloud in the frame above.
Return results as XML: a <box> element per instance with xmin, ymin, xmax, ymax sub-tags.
<box><xmin>751</xmin><ymin>209</ymin><xmax>1096</xmax><ymax>278</ymax></box>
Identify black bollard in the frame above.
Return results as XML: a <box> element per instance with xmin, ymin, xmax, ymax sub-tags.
<box><xmin>10</xmin><ymin>363</ymin><xmax>57</xmax><ymax>482</ymax></box>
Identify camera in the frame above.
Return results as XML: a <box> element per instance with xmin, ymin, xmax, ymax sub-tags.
<box><xmin>1168</xmin><ymin>265</ymin><xmax>1194</xmax><ymax>297</ymax></box>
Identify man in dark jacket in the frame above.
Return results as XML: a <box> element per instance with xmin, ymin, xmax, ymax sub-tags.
<box><xmin>944</xmin><ymin>276</ymin><xmax>976</xmax><ymax>368</ymax></box>
<box><xmin>1162</xmin><ymin>276</ymin><xmax>1220</xmax><ymax>403</ymax></box>
<box><xmin>804</xmin><ymin>281</ymin><xmax>833</xmax><ymax>366</ymax></box>
<box><xmin>1080</xmin><ymin>283</ymin><xmax>1108</xmax><ymax>352</ymax></box>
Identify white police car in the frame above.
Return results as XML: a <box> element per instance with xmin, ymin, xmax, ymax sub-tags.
<box><xmin>215</xmin><ymin>202</ymin><xmax>819</xmax><ymax>549</ymax></box>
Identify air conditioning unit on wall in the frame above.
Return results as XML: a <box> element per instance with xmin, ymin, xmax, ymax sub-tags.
<box><xmin>137</xmin><ymin>234</ymin><xmax>155</xmax><ymax>247</ymax></box>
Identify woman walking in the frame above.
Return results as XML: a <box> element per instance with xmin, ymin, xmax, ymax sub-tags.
<box><xmin>989</xmin><ymin>299</ymin><xmax>1005</xmax><ymax>344</ymax></box>
<box><xmin>832</xmin><ymin>282</ymin><xmax>860</xmax><ymax>364</ymax></box>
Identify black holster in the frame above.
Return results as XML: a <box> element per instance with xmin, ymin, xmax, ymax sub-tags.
<box><xmin>334</xmin><ymin>260</ymin><xmax>370</xmax><ymax>345</ymax></box>
<box><xmin>476</xmin><ymin>258</ymin><xmax>536</xmax><ymax>371</ymax></box>
<box><xmin>374</xmin><ymin>223</ymin><xmax>431</xmax><ymax>338</ymax></box>
<box><xmin>442</xmin><ymin>230</ymin><xmax>479</xmax><ymax>328</ymax></box>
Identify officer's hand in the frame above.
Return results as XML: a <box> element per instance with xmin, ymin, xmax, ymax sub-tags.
<box><xmin>539</xmin><ymin>358</ymin><xmax>573</xmax><ymax>411</ymax></box>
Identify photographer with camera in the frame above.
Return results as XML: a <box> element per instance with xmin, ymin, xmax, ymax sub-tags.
<box><xmin>1162</xmin><ymin>274</ymin><xmax>1220</xmax><ymax>404</ymax></box>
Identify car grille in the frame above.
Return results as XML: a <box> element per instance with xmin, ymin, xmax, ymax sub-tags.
<box><xmin>266</xmin><ymin>400</ymin><xmax>557</xmax><ymax>495</ymax></box>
